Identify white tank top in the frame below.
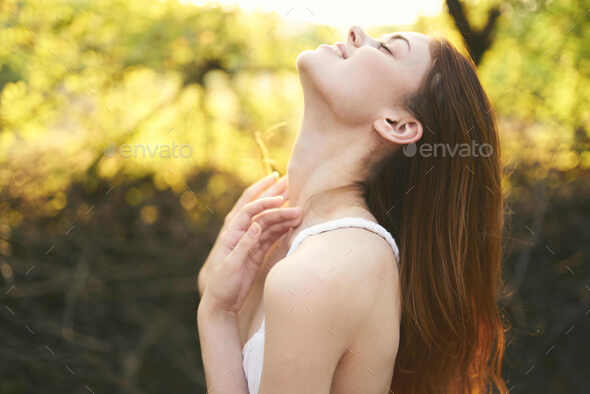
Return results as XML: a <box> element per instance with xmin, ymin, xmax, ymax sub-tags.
<box><xmin>241</xmin><ymin>216</ymin><xmax>400</xmax><ymax>394</ymax></box>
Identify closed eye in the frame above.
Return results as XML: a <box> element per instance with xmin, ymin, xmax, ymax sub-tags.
<box><xmin>379</xmin><ymin>41</ymin><xmax>394</xmax><ymax>56</ymax></box>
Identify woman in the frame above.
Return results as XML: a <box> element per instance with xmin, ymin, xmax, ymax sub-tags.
<box><xmin>197</xmin><ymin>25</ymin><xmax>508</xmax><ymax>394</ymax></box>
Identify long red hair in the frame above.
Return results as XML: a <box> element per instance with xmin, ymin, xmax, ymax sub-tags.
<box><xmin>355</xmin><ymin>37</ymin><xmax>509</xmax><ymax>393</ymax></box>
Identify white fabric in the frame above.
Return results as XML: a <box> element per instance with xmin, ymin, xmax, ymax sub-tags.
<box><xmin>241</xmin><ymin>217</ymin><xmax>400</xmax><ymax>394</ymax></box>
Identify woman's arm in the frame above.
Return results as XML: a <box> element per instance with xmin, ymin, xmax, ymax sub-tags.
<box><xmin>197</xmin><ymin>173</ymin><xmax>289</xmax><ymax>298</ymax></box>
<box><xmin>197</xmin><ymin>265</ymin><xmax>209</xmax><ymax>297</ymax></box>
<box><xmin>197</xmin><ymin>294</ymin><xmax>249</xmax><ymax>394</ymax></box>
<box><xmin>196</xmin><ymin>177</ymin><xmax>301</xmax><ymax>393</ymax></box>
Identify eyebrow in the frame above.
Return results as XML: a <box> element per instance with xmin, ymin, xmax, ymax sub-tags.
<box><xmin>385</xmin><ymin>34</ymin><xmax>411</xmax><ymax>52</ymax></box>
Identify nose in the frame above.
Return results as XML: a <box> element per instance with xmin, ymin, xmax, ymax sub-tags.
<box><xmin>347</xmin><ymin>25</ymin><xmax>378</xmax><ymax>49</ymax></box>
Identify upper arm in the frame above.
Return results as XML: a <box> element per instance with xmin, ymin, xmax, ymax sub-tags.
<box><xmin>197</xmin><ymin>264</ymin><xmax>208</xmax><ymax>297</ymax></box>
<box><xmin>257</xmin><ymin>232</ymin><xmax>390</xmax><ymax>394</ymax></box>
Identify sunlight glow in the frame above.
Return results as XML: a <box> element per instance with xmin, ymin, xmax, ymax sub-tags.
<box><xmin>182</xmin><ymin>0</ymin><xmax>444</xmax><ymax>27</ymax></box>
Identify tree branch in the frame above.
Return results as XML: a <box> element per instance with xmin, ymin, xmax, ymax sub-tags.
<box><xmin>445</xmin><ymin>0</ymin><xmax>501</xmax><ymax>65</ymax></box>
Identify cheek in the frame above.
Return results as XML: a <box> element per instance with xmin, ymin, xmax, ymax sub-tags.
<box><xmin>345</xmin><ymin>54</ymin><xmax>392</xmax><ymax>97</ymax></box>
<box><xmin>345</xmin><ymin>52</ymin><xmax>421</xmax><ymax>109</ymax></box>
<box><xmin>329</xmin><ymin>53</ymin><xmax>397</xmax><ymax>119</ymax></box>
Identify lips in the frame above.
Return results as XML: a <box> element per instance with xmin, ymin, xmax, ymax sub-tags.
<box><xmin>335</xmin><ymin>43</ymin><xmax>347</xmax><ymax>59</ymax></box>
<box><xmin>318</xmin><ymin>44</ymin><xmax>339</xmax><ymax>58</ymax></box>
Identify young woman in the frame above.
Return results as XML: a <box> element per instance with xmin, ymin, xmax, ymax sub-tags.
<box><xmin>197</xmin><ymin>25</ymin><xmax>507</xmax><ymax>394</ymax></box>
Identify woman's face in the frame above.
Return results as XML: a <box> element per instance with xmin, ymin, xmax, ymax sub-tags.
<box><xmin>296</xmin><ymin>26</ymin><xmax>432</xmax><ymax>126</ymax></box>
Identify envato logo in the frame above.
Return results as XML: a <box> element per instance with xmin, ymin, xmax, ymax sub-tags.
<box><xmin>104</xmin><ymin>142</ymin><xmax>193</xmax><ymax>159</ymax></box>
<box><xmin>402</xmin><ymin>141</ymin><xmax>493</xmax><ymax>158</ymax></box>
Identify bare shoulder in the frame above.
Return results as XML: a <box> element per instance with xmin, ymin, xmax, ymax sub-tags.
<box><xmin>263</xmin><ymin>227</ymin><xmax>400</xmax><ymax>345</ymax></box>
<box><xmin>269</xmin><ymin>226</ymin><xmax>399</xmax><ymax>287</ymax></box>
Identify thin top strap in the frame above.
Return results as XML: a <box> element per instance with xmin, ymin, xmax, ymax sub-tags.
<box><xmin>286</xmin><ymin>216</ymin><xmax>400</xmax><ymax>264</ymax></box>
<box><xmin>250</xmin><ymin>217</ymin><xmax>400</xmax><ymax>341</ymax></box>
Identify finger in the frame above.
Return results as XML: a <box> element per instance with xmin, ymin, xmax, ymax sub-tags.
<box><xmin>222</xmin><ymin>197</ymin><xmax>290</xmax><ymax>252</ymax></box>
<box><xmin>236</xmin><ymin>172</ymin><xmax>280</xmax><ymax>209</ymax></box>
<box><xmin>280</xmin><ymin>181</ymin><xmax>289</xmax><ymax>201</ymax></box>
<box><xmin>226</xmin><ymin>222</ymin><xmax>264</xmax><ymax>303</ymax></box>
<box><xmin>252</xmin><ymin>219</ymin><xmax>300</xmax><ymax>264</ymax></box>
<box><xmin>251</xmin><ymin>206</ymin><xmax>302</xmax><ymax>228</ymax></box>
<box><xmin>259</xmin><ymin>217</ymin><xmax>301</xmax><ymax>245</ymax></box>
<box><xmin>257</xmin><ymin>175</ymin><xmax>288</xmax><ymax>200</ymax></box>
<box><xmin>226</xmin><ymin>172</ymin><xmax>280</xmax><ymax>222</ymax></box>
<box><xmin>228</xmin><ymin>221</ymin><xmax>262</xmax><ymax>269</ymax></box>
<box><xmin>228</xmin><ymin>196</ymin><xmax>286</xmax><ymax>232</ymax></box>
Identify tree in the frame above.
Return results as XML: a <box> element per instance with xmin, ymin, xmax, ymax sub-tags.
<box><xmin>446</xmin><ymin>0</ymin><xmax>501</xmax><ymax>65</ymax></box>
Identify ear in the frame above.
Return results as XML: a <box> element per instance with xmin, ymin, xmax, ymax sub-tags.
<box><xmin>372</xmin><ymin>109</ymin><xmax>423</xmax><ymax>145</ymax></box>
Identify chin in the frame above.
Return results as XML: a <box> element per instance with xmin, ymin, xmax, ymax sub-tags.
<box><xmin>295</xmin><ymin>49</ymin><xmax>342</xmax><ymax>114</ymax></box>
<box><xmin>295</xmin><ymin>49</ymin><xmax>316</xmax><ymax>73</ymax></box>
<box><xmin>295</xmin><ymin>50</ymin><xmax>321</xmax><ymax>94</ymax></box>
<box><xmin>296</xmin><ymin>49</ymin><xmax>334</xmax><ymax>89</ymax></box>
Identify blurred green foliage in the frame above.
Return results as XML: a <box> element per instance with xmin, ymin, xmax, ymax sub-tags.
<box><xmin>0</xmin><ymin>0</ymin><xmax>589</xmax><ymax>393</ymax></box>
<box><xmin>0</xmin><ymin>0</ymin><xmax>338</xmax><ymax>217</ymax></box>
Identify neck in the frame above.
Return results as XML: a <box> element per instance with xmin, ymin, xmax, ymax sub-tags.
<box><xmin>284</xmin><ymin>98</ymin><xmax>378</xmax><ymax>248</ymax></box>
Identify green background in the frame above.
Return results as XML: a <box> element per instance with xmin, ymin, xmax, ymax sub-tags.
<box><xmin>0</xmin><ymin>0</ymin><xmax>588</xmax><ymax>393</ymax></box>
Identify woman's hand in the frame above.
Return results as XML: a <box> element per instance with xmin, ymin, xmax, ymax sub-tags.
<box><xmin>202</xmin><ymin>191</ymin><xmax>302</xmax><ymax>314</ymax></box>
<box><xmin>197</xmin><ymin>172</ymin><xmax>289</xmax><ymax>295</ymax></box>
